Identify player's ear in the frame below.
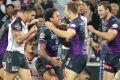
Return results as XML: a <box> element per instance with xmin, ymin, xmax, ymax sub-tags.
<box><xmin>106</xmin><ymin>9</ymin><xmax>109</xmax><ymax>13</ymax></box>
<box><xmin>50</xmin><ymin>17</ymin><xmax>53</xmax><ymax>22</ymax></box>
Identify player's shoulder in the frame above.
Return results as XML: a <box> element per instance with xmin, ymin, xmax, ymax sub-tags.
<box><xmin>110</xmin><ymin>16</ymin><xmax>120</xmax><ymax>23</ymax></box>
<box><xmin>108</xmin><ymin>16</ymin><xmax>120</xmax><ymax>30</ymax></box>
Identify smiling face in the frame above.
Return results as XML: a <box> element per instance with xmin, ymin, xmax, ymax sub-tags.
<box><xmin>24</xmin><ymin>11</ymin><xmax>36</xmax><ymax>22</ymax></box>
<box><xmin>50</xmin><ymin>11</ymin><xmax>61</xmax><ymax>26</ymax></box>
<box><xmin>98</xmin><ymin>5</ymin><xmax>109</xmax><ymax>19</ymax></box>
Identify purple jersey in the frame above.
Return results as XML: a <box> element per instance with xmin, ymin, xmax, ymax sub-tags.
<box><xmin>69</xmin><ymin>17</ymin><xmax>86</xmax><ymax>55</ymax></box>
<box><xmin>38</xmin><ymin>26</ymin><xmax>59</xmax><ymax>57</ymax></box>
<box><xmin>0</xmin><ymin>20</ymin><xmax>10</xmax><ymax>55</ymax></box>
<box><xmin>0</xmin><ymin>33</ymin><xmax>8</xmax><ymax>55</ymax></box>
<box><xmin>101</xmin><ymin>16</ymin><xmax>120</xmax><ymax>54</ymax></box>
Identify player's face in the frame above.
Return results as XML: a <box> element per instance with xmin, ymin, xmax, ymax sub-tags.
<box><xmin>6</xmin><ymin>6</ymin><xmax>14</xmax><ymax>16</ymax></box>
<box><xmin>51</xmin><ymin>11</ymin><xmax>61</xmax><ymax>26</ymax></box>
<box><xmin>25</xmin><ymin>11</ymin><xmax>36</xmax><ymax>22</ymax></box>
<box><xmin>64</xmin><ymin>5</ymin><xmax>70</xmax><ymax>18</ymax></box>
<box><xmin>98</xmin><ymin>5</ymin><xmax>108</xmax><ymax>19</ymax></box>
<box><xmin>26</xmin><ymin>41</ymin><xmax>35</xmax><ymax>53</ymax></box>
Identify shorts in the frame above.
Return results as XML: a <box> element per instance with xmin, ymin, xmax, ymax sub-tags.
<box><xmin>0</xmin><ymin>54</ymin><xmax>4</xmax><ymax>68</ymax></box>
<box><xmin>104</xmin><ymin>53</ymin><xmax>120</xmax><ymax>73</ymax></box>
<box><xmin>65</xmin><ymin>53</ymin><xmax>87</xmax><ymax>73</ymax></box>
<box><xmin>36</xmin><ymin>57</ymin><xmax>64</xmax><ymax>80</ymax></box>
<box><xmin>36</xmin><ymin>57</ymin><xmax>60</xmax><ymax>73</ymax></box>
<box><xmin>2</xmin><ymin>51</ymin><xmax>29</xmax><ymax>73</ymax></box>
<box><xmin>36</xmin><ymin>57</ymin><xmax>45</xmax><ymax>74</ymax></box>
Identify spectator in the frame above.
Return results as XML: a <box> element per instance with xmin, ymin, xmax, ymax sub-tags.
<box><xmin>20</xmin><ymin>0</ymin><xmax>33</xmax><ymax>10</ymax></box>
<box><xmin>0</xmin><ymin>4</ymin><xmax>15</xmax><ymax>37</ymax></box>
<box><xmin>72</xmin><ymin>0</ymin><xmax>84</xmax><ymax>15</ymax></box>
<box><xmin>12</xmin><ymin>1</ymin><xmax>21</xmax><ymax>10</ymax></box>
<box><xmin>41</xmin><ymin>0</ymin><xmax>54</xmax><ymax>10</ymax></box>
<box><xmin>6</xmin><ymin>4</ymin><xmax>15</xmax><ymax>17</ymax></box>
<box><xmin>0</xmin><ymin>0</ymin><xmax>5</xmax><ymax>24</ymax></box>
<box><xmin>34</xmin><ymin>3</ymin><xmax>44</xmax><ymax>18</ymax></box>
<box><xmin>83</xmin><ymin>1</ymin><xmax>93</xmax><ymax>23</ymax></box>
<box><xmin>110</xmin><ymin>3</ymin><xmax>119</xmax><ymax>17</ymax></box>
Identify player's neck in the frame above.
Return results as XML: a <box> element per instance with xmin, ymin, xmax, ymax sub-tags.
<box><xmin>70</xmin><ymin>14</ymin><xmax>79</xmax><ymax>21</ymax></box>
<box><xmin>51</xmin><ymin>22</ymin><xmax>58</xmax><ymax>28</ymax></box>
<box><xmin>105</xmin><ymin>13</ymin><xmax>112</xmax><ymax>21</ymax></box>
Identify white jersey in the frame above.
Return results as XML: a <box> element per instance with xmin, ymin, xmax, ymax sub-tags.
<box><xmin>28</xmin><ymin>57</ymin><xmax>40</xmax><ymax>80</ymax></box>
<box><xmin>81</xmin><ymin>16</ymin><xmax>88</xmax><ymax>38</ymax></box>
<box><xmin>7</xmin><ymin>18</ymin><xmax>28</xmax><ymax>54</ymax></box>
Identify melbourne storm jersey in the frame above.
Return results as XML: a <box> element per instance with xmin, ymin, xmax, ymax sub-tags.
<box><xmin>68</xmin><ymin>17</ymin><xmax>86</xmax><ymax>55</ymax></box>
<box><xmin>38</xmin><ymin>26</ymin><xmax>59</xmax><ymax>57</ymax></box>
<box><xmin>101</xmin><ymin>16</ymin><xmax>120</xmax><ymax>54</ymax></box>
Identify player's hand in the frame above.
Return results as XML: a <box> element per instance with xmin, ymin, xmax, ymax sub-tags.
<box><xmin>31</xmin><ymin>19</ymin><xmax>39</xmax><ymax>24</ymax></box>
<box><xmin>58</xmin><ymin>23</ymin><xmax>68</xmax><ymax>31</ymax></box>
<box><xmin>87</xmin><ymin>25</ymin><xmax>96</xmax><ymax>33</ymax></box>
<box><xmin>27</xmin><ymin>19</ymin><xmax>39</xmax><ymax>26</ymax></box>
<box><xmin>29</xmin><ymin>25</ymin><xmax>37</xmax><ymax>33</ymax></box>
<box><xmin>50</xmin><ymin>57</ymin><xmax>62</xmax><ymax>67</ymax></box>
<box><xmin>87</xmin><ymin>38</ymin><xmax>94</xmax><ymax>45</ymax></box>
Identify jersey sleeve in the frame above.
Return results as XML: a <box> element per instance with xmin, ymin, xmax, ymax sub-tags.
<box><xmin>11</xmin><ymin>17</ymin><xmax>22</xmax><ymax>32</ymax></box>
<box><xmin>68</xmin><ymin>23</ymin><xmax>77</xmax><ymax>31</ymax></box>
<box><xmin>109</xmin><ymin>17</ymin><xmax>120</xmax><ymax>31</ymax></box>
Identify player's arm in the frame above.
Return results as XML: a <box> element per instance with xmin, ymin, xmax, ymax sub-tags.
<box><xmin>38</xmin><ymin>43</ymin><xmax>61</xmax><ymax>67</ymax></box>
<box><xmin>23</xmin><ymin>26</ymin><xmax>37</xmax><ymax>44</ymax></box>
<box><xmin>38</xmin><ymin>30</ymin><xmax>61</xmax><ymax>66</ymax></box>
<box><xmin>87</xmin><ymin>25</ymin><xmax>118</xmax><ymax>41</ymax></box>
<box><xmin>45</xmin><ymin>22</ymin><xmax>76</xmax><ymax>39</ymax></box>
<box><xmin>37</xmin><ymin>29</ymin><xmax>53</xmax><ymax>61</ymax></box>
<box><xmin>38</xmin><ymin>43</ymin><xmax>51</xmax><ymax>61</ymax></box>
<box><xmin>12</xmin><ymin>31</ymin><xmax>35</xmax><ymax>44</ymax></box>
<box><xmin>12</xmin><ymin>25</ymin><xmax>37</xmax><ymax>44</ymax></box>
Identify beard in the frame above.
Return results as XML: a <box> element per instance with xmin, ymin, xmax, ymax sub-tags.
<box><xmin>101</xmin><ymin>13</ymin><xmax>108</xmax><ymax>20</ymax></box>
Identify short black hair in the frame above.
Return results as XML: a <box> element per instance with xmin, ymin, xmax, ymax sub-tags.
<box><xmin>17</xmin><ymin>9</ymin><xmax>34</xmax><ymax>14</ymax></box>
<box><xmin>98</xmin><ymin>1</ymin><xmax>111</xmax><ymax>12</ymax></box>
<box><xmin>83</xmin><ymin>69</ymin><xmax>91</xmax><ymax>76</ymax></box>
<box><xmin>44</xmin><ymin>8</ymin><xmax>57</xmax><ymax>21</ymax></box>
<box><xmin>66</xmin><ymin>2</ymin><xmax>78</xmax><ymax>14</ymax></box>
<box><xmin>6</xmin><ymin>4</ymin><xmax>14</xmax><ymax>8</ymax></box>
